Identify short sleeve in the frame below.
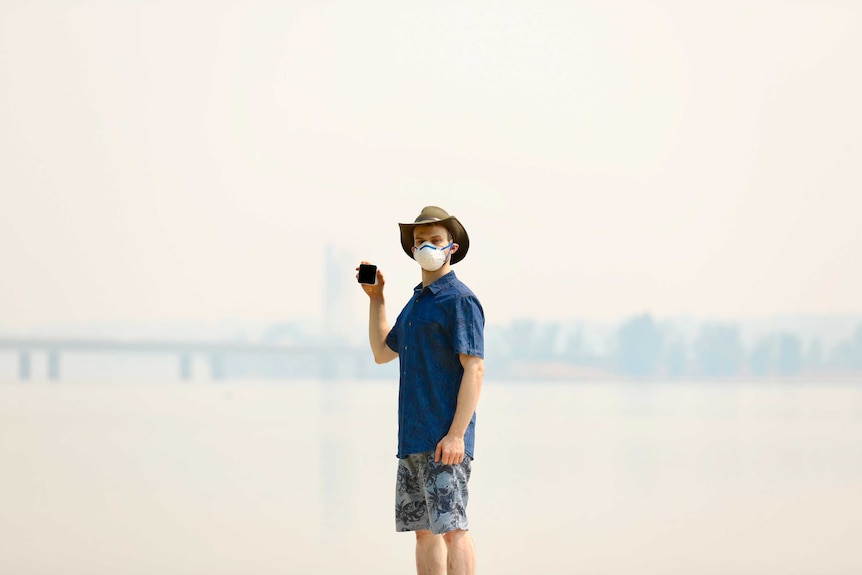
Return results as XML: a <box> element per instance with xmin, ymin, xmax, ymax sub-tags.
<box><xmin>452</xmin><ymin>295</ymin><xmax>485</xmax><ymax>358</ymax></box>
<box><xmin>386</xmin><ymin>319</ymin><xmax>400</xmax><ymax>353</ymax></box>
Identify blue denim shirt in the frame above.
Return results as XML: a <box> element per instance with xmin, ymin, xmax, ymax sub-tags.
<box><xmin>386</xmin><ymin>271</ymin><xmax>485</xmax><ymax>459</ymax></box>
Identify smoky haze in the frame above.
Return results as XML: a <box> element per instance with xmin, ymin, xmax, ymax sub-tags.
<box><xmin>1</xmin><ymin>1</ymin><xmax>861</xmax><ymax>332</ymax></box>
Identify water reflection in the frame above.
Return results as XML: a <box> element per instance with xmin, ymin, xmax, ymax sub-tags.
<box><xmin>1</xmin><ymin>378</ymin><xmax>860</xmax><ymax>574</ymax></box>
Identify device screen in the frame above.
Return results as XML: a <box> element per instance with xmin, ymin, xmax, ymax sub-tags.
<box><xmin>357</xmin><ymin>264</ymin><xmax>377</xmax><ymax>284</ymax></box>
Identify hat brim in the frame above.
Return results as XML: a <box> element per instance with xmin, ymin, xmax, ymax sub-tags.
<box><xmin>399</xmin><ymin>216</ymin><xmax>469</xmax><ymax>265</ymax></box>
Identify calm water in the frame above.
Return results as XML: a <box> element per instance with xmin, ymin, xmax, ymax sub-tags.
<box><xmin>1</xmin><ymin>378</ymin><xmax>861</xmax><ymax>574</ymax></box>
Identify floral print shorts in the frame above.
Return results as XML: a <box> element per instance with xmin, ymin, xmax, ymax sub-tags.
<box><xmin>395</xmin><ymin>451</ymin><xmax>472</xmax><ymax>535</ymax></box>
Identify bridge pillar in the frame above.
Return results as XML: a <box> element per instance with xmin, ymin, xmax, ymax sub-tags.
<box><xmin>47</xmin><ymin>350</ymin><xmax>61</xmax><ymax>381</ymax></box>
<box><xmin>210</xmin><ymin>353</ymin><xmax>224</xmax><ymax>381</ymax></box>
<box><xmin>19</xmin><ymin>350</ymin><xmax>31</xmax><ymax>381</ymax></box>
<box><xmin>180</xmin><ymin>353</ymin><xmax>192</xmax><ymax>381</ymax></box>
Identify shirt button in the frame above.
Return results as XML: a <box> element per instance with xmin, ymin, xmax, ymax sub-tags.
<box><xmin>408</xmin><ymin>322</ymin><xmax>413</xmax><ymax>326</ymax></box>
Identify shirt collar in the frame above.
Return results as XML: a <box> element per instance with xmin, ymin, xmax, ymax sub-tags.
<box><xmin>413</xmin><ymin>270</ymin><xmax>457</xmax><ymax>295</ymax></box>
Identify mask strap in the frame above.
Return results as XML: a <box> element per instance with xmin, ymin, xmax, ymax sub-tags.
<box><xmin>443</xmin><ymin>242</ymin><xmax>454</xmax><ymax>263</ymax></box>
<box><xmin>416</xmin><ymin>242</ymin><xmax>454</xmax><ymax>251</ymax></box>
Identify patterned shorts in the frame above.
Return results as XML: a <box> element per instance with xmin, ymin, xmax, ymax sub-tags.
<box><xmin>395</xmin><ymin>451</ymin><xmax>472</xmax><ymax>535</ymax></box>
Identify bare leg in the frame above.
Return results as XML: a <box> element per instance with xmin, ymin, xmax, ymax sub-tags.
<box><xmin>443</xmin><ymin>529</ymin><xmax>476</xmax><ymax>575</ymax></box>
<box><xmin>415</xmin><ymin>530</ymin><xmax>447</xmax><ymax>575</ymax></box>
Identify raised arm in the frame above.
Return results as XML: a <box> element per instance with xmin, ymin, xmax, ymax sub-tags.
<box><xmin>357</xmin><ymin>261</ymin><xmax>399</xmax><ymax>364</ymax></box>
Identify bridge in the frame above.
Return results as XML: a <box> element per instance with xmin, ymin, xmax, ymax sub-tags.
<box><xmin>0</xmin><ymin>338</ymin><xmax>368</xmax><ymax>381</ymax></box>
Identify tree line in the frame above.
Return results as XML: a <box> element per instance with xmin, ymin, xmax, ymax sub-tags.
<box><xmin>490</xmin><ymin>315</ymin><xmax>862</xmax><ymax>379</ymax></box>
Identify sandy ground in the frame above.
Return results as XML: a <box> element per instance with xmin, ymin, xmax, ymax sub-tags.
<box><xmin>1</xmin><ymin>378</ymin><xmax>861</xmax><ymax>574</ymax></box>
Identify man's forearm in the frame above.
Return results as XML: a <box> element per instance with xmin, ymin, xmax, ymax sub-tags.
<box><xmin>448</xmin><ymin>359</ymin><xmax>484</xmax><ymax>437</ymax></box>
<box><xmin>368</xmin><ymin>296</ymin><xmax>392</xmax><ymax>363</ymax></box>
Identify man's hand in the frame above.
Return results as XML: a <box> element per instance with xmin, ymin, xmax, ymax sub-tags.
<box><xmin>435</xmin><ymin>433</ymin><xmax>465</xmax><ymax>465</ymax></box>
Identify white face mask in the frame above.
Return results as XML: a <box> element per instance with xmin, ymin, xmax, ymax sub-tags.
<box><xmin>413</xmin><ymin>241</ymin><xmax>453</xmax><ymax>272</ymax></box>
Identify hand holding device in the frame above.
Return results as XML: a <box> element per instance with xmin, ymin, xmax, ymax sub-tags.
<box><xmin>357</xmin><ymin>263</ymin><xmax>378</xmax><ymax>285</ymax></box>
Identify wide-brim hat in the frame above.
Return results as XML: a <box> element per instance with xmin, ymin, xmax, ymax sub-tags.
<box><xmin>398</xmin><ymin>206</ymin><xmax>469</xmax><ymax>265</ymax></box>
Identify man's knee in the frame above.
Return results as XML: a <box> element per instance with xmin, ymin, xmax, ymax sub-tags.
<box><xmin>442</xmin><ymin>529</ymin><xmax>469</xmax><ymax>545</ymax></box>
<box><xmin>415</xmin><ymin>529</ymin><xmax>437</xmax><ymax>542</ymax></box>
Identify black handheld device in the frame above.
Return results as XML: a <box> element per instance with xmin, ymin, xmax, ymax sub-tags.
<box><xmin>357</xmin><ymin>263</ymin><xmax>378</xmax><ymax>285</ymax></box>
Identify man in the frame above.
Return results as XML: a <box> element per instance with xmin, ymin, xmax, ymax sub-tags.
<box><xmin>358</xmin><ymin>205</ymin><xmax>485</xmax><ymax>575</ymax></box>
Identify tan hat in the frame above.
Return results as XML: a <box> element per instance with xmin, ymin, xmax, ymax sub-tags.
<box><xmin>398</xmin><ymin>206</ymin><xmax>470</xmax><ymax>264</ymax></box>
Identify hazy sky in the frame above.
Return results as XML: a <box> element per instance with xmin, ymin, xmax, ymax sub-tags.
<box><xmin>1</xmin><ymin>1</ymin><xmax>860</xmax><ymax>331</ymax></box>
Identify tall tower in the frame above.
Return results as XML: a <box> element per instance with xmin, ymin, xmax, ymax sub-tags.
<box><xmin>323</xmin><ymin>243</ymin><xmax>353</xmax><ymax>344</ymax></box>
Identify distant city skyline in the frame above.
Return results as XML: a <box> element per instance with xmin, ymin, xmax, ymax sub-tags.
<box><xmin>2</xmin><ymin>309</ymin><xmax>860</xmax><ymax>383</ymax></box>
<box><xmin>2</xmin><ymin>239</ymin><xmax>860</xmax><ymax>381</ymax></box>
